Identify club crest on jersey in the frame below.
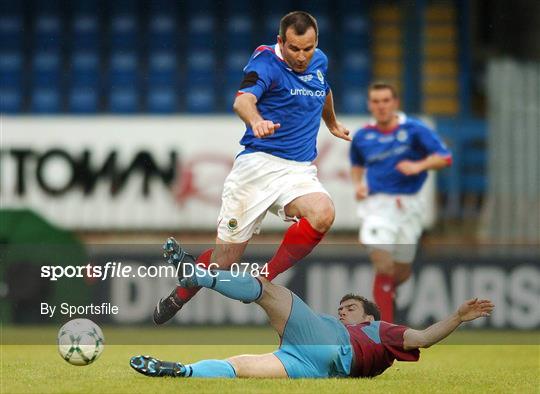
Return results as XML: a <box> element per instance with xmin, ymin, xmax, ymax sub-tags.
<box><xmin>316</xmin><ymin>70</ymin><xmax>324</xmax><ymax>83</ymax></box>
<box><xmin>299</xmin><ymin>74</ymin><xmax>313</xmax><ymax>82</ymax></box>
<box><xmin>397</xmin><ymin>129</ymin><xmax>408</xmax><ymax>142</ymax></box>
<box><xmin>365</xmin><ymin>132</ymin><xmax>377</xmax><ymax>140</ymax></box>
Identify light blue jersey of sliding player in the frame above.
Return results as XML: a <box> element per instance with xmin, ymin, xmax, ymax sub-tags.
<box><xmin>350</xmin><ymin>113</ymin><xmax>452</xmax><ymax>195</ymax></box>
<box><xmin>237</xmin><ymin>44</ymin><xmax>331</xmax><ymax>162</ymax></box>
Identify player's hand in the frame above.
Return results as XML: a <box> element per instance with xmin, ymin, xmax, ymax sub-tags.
<box><xmin>396</xmin><ymin>160</ymin><xmax>424</xmax><ymax>176</ymax></box>
<box><xmin>329</xmin><ymin>122</ymin><xmax>352</xmax><ymax>142</ymax></box>
<box><xmin>252</xmin><ymin>120</ymin><xmax>281</xmax><ymax>138</ymax></box>
<box><xmin>457</xmin><ymin>298</ymin><xmax>494</xmax><ymax>322</ymax></box>
<box><xmin>355</xmin><ymin>183</ymin><xmax>368</xmax><ymax>200</ymax></box>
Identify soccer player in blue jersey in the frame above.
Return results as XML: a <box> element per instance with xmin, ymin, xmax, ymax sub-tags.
<box><xmin>350</xmin><ymin>82</ymin><xmax>453</xmax><ymax>322</ymax></box>
<box><xmin>131</xmin><ymin>257</ymin><xmax>493</xmax><ymax>378</ymax></box>
<box><xmin>153</xmin><ymin>11</ymin><xmax>351</xmax><ymax>324</ymax></box>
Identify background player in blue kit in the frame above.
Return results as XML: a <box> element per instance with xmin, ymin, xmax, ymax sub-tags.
<box><xmin>131</xmin><ymin>258</ymin><xmax>494</xmax><ymax>379</ymax></box>
<box><xmin>153</xmin><ymin>11</ymin><xmax>351</xmax><ymax>324</ymax></box>
<box><xmin>350</xmin><ymin>82</ymin><xmax>453</xmax><ymax>322</ymax></box>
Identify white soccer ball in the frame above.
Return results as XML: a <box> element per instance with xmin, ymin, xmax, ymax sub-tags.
<box><xmin>57</xmin><ymin>318</ymin><xmax>105</xmax><ymax>366</ymax></box>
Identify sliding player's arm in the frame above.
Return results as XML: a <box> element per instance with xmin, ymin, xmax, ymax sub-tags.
<box><xmin>403</xmin><ymin>298</ymin><xmax>494</xmax><ymax>350</ymax></box>
<box><xmin>233</xmin><ymin>93</ymin><xmax>280</xmax><ymax>138</ymax></box>
<box><xmin>322</xmin><ymin>90</ymin><xmax>351</xmax><ymax>141</ymax></box>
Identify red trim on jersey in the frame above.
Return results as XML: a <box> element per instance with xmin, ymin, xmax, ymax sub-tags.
<box><xmin>255</xmin><ymin>45</ymin><xmax>275</xmax><ymax>53</ymax></box>
<box><xmin>363</xmin><ymin>124</ymin><xmax>401</xmax><ymax>135</ymax></box>
<box><xmin>236</xmin><ymin>91</ymin><xmax>245</xmax><ymax>97</ymax></box>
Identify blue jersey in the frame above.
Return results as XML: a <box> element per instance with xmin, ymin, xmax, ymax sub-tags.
<box><xmin>349</xmin><ymin>114</ymin><xmax>452</xmax><ymax>195</ymax></box>
<box><xmin>237</xmin><ymin>44</ymin><xmax>331</xmax><ymax>162</ymax></box>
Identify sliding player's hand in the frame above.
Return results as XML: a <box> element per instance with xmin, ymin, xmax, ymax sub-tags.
<box><xmin>457</xmin><ymin>298</ymin><xmax>494</xmax><ymax>322</ymax></box>
<box><xmin>252</xmin><ymin>120</ymin><xmax>281</xmax><ymax>138</ymax></box>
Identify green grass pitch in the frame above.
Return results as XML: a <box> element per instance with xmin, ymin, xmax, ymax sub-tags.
<box><xmin>1</xmin><ymin>327</ymin><xmax>539</xmax><ymax>394</ymax></box>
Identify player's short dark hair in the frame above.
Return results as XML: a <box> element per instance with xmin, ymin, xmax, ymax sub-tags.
<box><xmin>279</xmin><ymin>11</ymin><xmax>318</xmax><ymax>42</ymax></box>
<box><xmin>340</xmin><ymin>293</ymin><xmax>381</xmax><ymax>321</ymax></box>
<box><xmin>368</xmin><ymin>81</ymin><xmax>398</xmax><ymax>99</ymax></box>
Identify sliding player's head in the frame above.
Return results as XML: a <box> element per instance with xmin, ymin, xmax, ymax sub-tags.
<box><xmin>277</xmin><ymin>11</ymin><xmax>318</xmax><ymax>73</ymax></box>
<box><xmin>367</xmin><ymin>81</ymin><xmax>400</xmax><ymax>125</ymax></box>
<box><xmin>338</xmin><ymin>294</ymin><xmax>381</xmax><ymax>324</ymax></box>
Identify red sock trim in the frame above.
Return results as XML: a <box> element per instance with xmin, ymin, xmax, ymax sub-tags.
<box><xmin>175</xmin><ymin>248</ymin><xmax>213</xmax><ymax>302</ymax></box>
<box><xmin>265</xmin><ymin>218</ymin><xmax>325</xmax><ymax>281</ymax></box>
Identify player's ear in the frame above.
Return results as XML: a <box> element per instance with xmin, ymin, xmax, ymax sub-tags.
<box><xmin>277</xmin><ymin>35</ymin><xmax>283</xmax><ymax>47</ymax></box>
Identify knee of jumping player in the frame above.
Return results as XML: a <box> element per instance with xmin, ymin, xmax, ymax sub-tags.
<box><xmin>306</xmin><ymin>201</ymin><xmax>335</xmax><ymax>233</ymax></box>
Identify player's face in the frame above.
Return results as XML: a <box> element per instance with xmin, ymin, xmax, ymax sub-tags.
<box><xmin>277</xmin><ymin>27</ymin><xmax>317</xmax><ymax>73</ymax></box>
<box><xmin>368</xmin><ymin>89</ymin><xmax>399</xmax><ymax>125</ymax></box>
<box><xmin>338</xmin><ymin>300</ymin><xmax>373</xmax><ymax>325</ymax></box>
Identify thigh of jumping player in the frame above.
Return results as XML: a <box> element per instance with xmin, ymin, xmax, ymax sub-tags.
<box><xmin>269</xmin><ymin>161</ymin><xmax>330</xmax><ymax>222</ymax></box>
<box><xmin>394</xmin><ymin>196</ymin><xmax>424</xmax><ymax>263</ymax></box>
<box><xmin>217</xmin><ymin>153</ymin><xmax>285</xmax><ymax>243</ymax></box>
<box><xmin>273</xmin><ymin>294</ymin><xmax>352</xmax><ymax>378</ymax></box>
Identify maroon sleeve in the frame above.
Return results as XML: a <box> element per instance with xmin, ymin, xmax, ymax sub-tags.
<box><xmin>379</xmin><ymin>321</ymin><xmax>420</xmax><ymax>362</ymax></box>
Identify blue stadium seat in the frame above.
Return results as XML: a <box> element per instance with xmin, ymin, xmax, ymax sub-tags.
<box><xmin>148</xmin><ymin>14</ymin><xmax>176</xmax><ymax>50</ymax></box>
<box><xmin>223</xmin><ymin>83</ymin><xmax>240</xmax><ymax>111</ymax></box>
<box><xmin>149</xmin><ymin>0</ymin><xmax>177</xmax><ymax>14</ymax></box>
<box><xmin>261</xmin><ymin>0</ymin><xmax>293</xmax><ymax>17</ymax></box>
<box><xmin>34</xmin><ymin>14</ymin><xmax>61</xmax><ymax>51</ymax></box>
<box><xmin>225</xmin><ymin>14</ymin><xmax>252</xmax><ymax>50</ymax></box>
<box><xmin>0</xmin><ymin>15</ymin><xmax>23</xmax><ymax>50</ymax></box>
<box><xmin>31</xmin><ymin>87</ymin><xmax>61</xmax><ymax>113</ymax></box>
<box><xmin>71</xmin><ymin>51</ymin><xmax>100</xmax><ymax>86</ymax></box>
<box><xmin>312</xmin><ymin>15</ymin><xmax>331</xmax><ymax>54</ymax></box>
<box><xmin>340</xmin><ymin>51</ymin><xmax>371</xmax><ymax>87</ymax></box>
<box><xmin>342</xmin><ymin>88</ymin><xmax>367</xmax><ymax>114</ymax></box>
<box><xmin>0</xmin><ymin>88</ymin><xmax>23</xmax><ymax>113</ymax></box>
<box><xmin>224</xmin><ymin>50</ymin><xmax>249</xmax><ymax>84</ymax></box>
<box><xmin>109</xmin><ymin>87</ymin><xmax>138</xmax><ymax>113</ymax></box>
<box><xmin>110</xmin><ymin>14</ymin><xmax>137</xmax><ymax>49</ymax></box>
<box><xmin>32</xmin><ymin>51</ymin><xmax>61</xmax><ymax>86</ymax></box>
<box><xmin>224</xmin><ymin>0</ymin><xmax>251</xmax><ymax>13</ymax></box>
<box><xmin>341</xmin><ymin>14</ymin><xmax>370</xmax><ymax>50</ymax></box>
<box><xmin>187</xmin><ymin>50</ymin><xmax>215</xmax><ymax>85</ymax></box>
<box><xmin>69</xmin><ymin>86</ymin><xmax>99</xmax><ymax>113</ymax></box>
<box><xmin>262</xmin><ymin>14</ymin><xmax>281</xmax><ymax>43</ymax></box>
<box><xmin>73</xmin><ymin>15</ymin><xmax>100</xmax><ymax>50</ymax></box>
<box><xmin>186</xmin><ymin>85</ymin><xmax>215</xmax><ymax>113</ymax></box>
<box><xmin>109</xmin><ymin>51</ymin><xmax>138</xmax><ymax>86</ymax></box>
<box><xmin>147</xmin><ymin>86</ymin><xmax>177</xmax><ymax>113</ymax></box>
<box><xmin>186</xmin><ymin>0</ymin><xmax>214</xmax><ymax>14</ymax></box>
<box><xmin>0</xmin><ymin>51</ymin><xmax>23</xmax><ymax>87</ymax></box>
<box><xmin>188</xmin><ymin>14</ymin><xmax>215</xmax><ymax>49</ymax></box>
<box><xmin>148</xmin><ymin>51</ymin><xmax>177</xmax><ymax>86</ymax></box>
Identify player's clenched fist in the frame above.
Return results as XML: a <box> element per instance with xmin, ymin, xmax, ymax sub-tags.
<box><xmin>355</xmin><ymin>183</ymin><xmax>369</xmax><ymax>200</ymax></box>
<box><xmin>251</xmin><ymin>120</ymin><xmax>281</xmax><ymax>138</ymax></box>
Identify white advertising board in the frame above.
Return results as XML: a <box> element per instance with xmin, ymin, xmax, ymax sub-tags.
<box><xmin>1</xmin><ymin>116</ymin><xmax>435</xmax><ymax>230</ymax></box>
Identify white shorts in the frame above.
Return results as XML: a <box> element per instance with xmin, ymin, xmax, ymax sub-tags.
<box><xmin>357</xmin><ymin>193</ymin><xmax>424</xmax><ymax>263</ymax></box>
<box><xmin>217</xmin><ymin>152</ymin><xmax>330</xmax><ymax>243</ymax></box>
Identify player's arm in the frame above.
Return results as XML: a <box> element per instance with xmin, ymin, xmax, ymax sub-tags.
<box><xmin>396</xmin><ymin>154</ymin><xmax>450</xmax><ymax>176</ymax></box>
<box><xmin>403</xmin><ymin>298</ymin><xmax>494</xmax><ymax>350</ymax></box>
<box><xmin>233</xmin><ymin>93</ymin><xmax>280</xmax><ymax>138</ymax></box>
<box><xmin>351</xmin><ymin>165</ymin><xmax>368</xmax><ymax>200</ymax></box>
<box><xmin>397</xmin><ymin>125</ymin><xmax>452</xmax><ymax>175</ymax></box>
<box><xmin>322</xmin><ymin>90</ymin><xmax>351</xmax><ymax>141</ymax></box>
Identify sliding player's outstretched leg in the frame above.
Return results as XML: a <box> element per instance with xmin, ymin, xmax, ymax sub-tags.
<box><xmin>153</xmin><ymin>237</ymin><xmax>198</xmax><ymax>325</ymax></box>
<box><xmin>130</xmin><ymin>355</ymin><xmax>237</xmax><ymax>378</ymax></box>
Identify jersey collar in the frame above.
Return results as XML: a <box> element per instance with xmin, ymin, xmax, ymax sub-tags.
<box><xmin>367</xmin><ymin>112</ymin><xmax>407</xmax><ymax>134</ymax></box>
